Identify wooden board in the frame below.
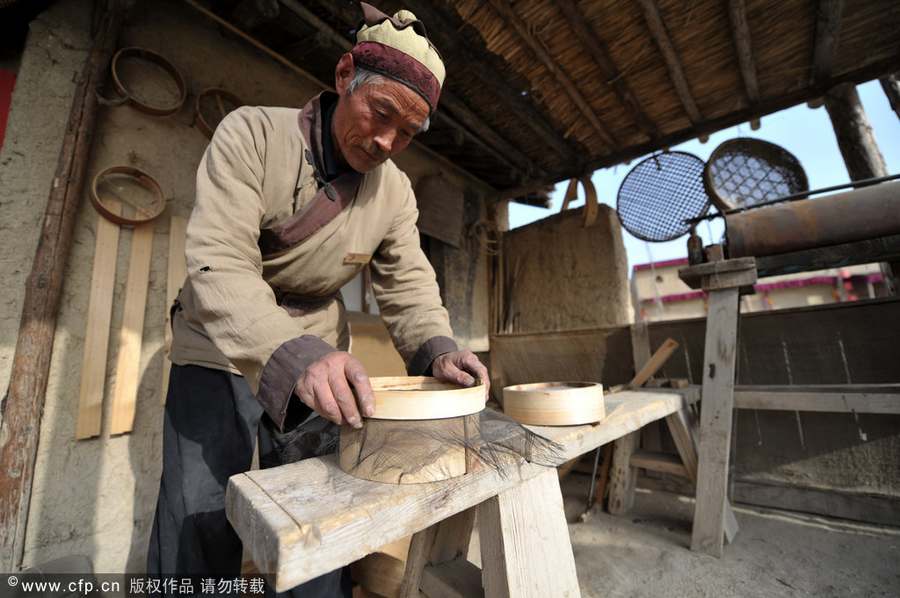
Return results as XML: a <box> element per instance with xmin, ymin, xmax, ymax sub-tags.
<box><xmin>502</xmin><ymin>381</ymin><xmax>605</xmax><ymax>425</ymax></box>
<box><xmin>368</xmin><ymin>377</ymin><xmax>486</xmax><ymax>420</ymax></box>
<box><xmin>109</xmin><ymin>222</ymin><xmax>154</xmax><ymax>435</ymax></box>
<box><xmin>347</xmin><ymin>311</ymin><xmax>406</xmax><ymax>377</ymax></box>
<box><xmin>733</xmin><ymin>386</ymin><xmax>900</xmax><ymax>414</ymax></box>
<box><xmin>76</xmin><ymin>202</ymin><xmax>122</xmax><ymax>439</ymax></box>
<box><xmin>160</xmin><ymin>213</ymin><xmax>187</xmax><ymax>404</ymax></box>
<box><xmin>691</xmin><ymin>287</ymin><xmax>741</xmax><ymax>557</ymax></box>
<box><xmin>226</xmin><ymin>391</ymin><xmax>686</xmax><ymax>591</ymax></box>
<box><xmin>478</xmin><ymin>468</ymin><xmax>581</xmax><ymax>598</ymax></box>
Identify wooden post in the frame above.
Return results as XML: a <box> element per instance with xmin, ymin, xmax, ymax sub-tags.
<box><xmin>690</xmin><ymin>287</ymin><xmax>741</xmax><ymax>557</ymax></box>
<box><xmin>879</xmin><ymin>72</ymin><xmax>900</xmax><ymax>121</ymax></box>
<box><xmin>0</xmin><ymin>7</ymin><xmax>121</xmax><ymax>571</ymax></box>
<box><xmin>823</xmin><ymin>82</ymin><xmax>896</xmax><ymax>294</ymax></box>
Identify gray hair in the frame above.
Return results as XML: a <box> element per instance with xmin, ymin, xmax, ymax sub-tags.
<box><xmin>347</xmin><ymin>66</ymin><xmax>431</xmax><ymax>133</ymax></box>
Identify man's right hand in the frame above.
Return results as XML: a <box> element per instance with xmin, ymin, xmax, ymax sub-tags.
<box><xmin>295</xmin><ymin>352</ymin><xmax>374</xmax><ymax>428</ymax></box>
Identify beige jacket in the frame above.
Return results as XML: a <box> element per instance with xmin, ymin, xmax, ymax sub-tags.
<box><xmin>170</xmin><ymin>93</ymin><xmax>455</xmax><ymax>429</ymax></box>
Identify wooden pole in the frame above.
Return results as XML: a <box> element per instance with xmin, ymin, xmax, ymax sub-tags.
<box><xmin>0</xmin><ymin>6</ymin><xmax>122</xmax><ymax>571</ymax></box>
<box><xmin>880</xmin><ymin>72</ymin><xmax>900</xmax><ymax>121</ymax></box>
<box><xmin>823</xmin><ymin>82</ymin><xmax>897</xmax><ymax>294</ymax></box>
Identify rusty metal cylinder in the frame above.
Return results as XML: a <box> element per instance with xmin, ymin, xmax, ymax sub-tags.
<box><xmin>726</xmin><ymin>181</ymin><xmax>900</xmax><ymax>257</ymax></box>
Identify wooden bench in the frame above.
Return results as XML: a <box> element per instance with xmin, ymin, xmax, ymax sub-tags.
<box><xmin>226</xmin><ymin>390</ymin><xmax>688</xmax><ymax>596</ymax></box>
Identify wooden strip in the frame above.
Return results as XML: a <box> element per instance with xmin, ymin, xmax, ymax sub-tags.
<box><xmin>727</xmin><ymin>0</ymin><xmax>759</xmax><ymax>104</ymax></box>
<box><xmin>76</xmin><ymin>202</ymin><xmax>122</xmax><ymax>439</ymax></box>
<box><xmin>635</xmin><ymin>0</ymin><xmax>703</xmax><ymax>124</ymax></box>
<box><xmin>691</xmin><ymin>287</ymin><xmax>741</xmax><ymax>557</ymax></box>
<box><xmin>160</xmin><ymin>213</ymin><xmax>187</xmax><ymax>404</ymax></box>
<box><xmin>397</xmin><ymin>525</ymin><xmax>438</xmax><ymax>598</ymax></box>
<box><xmin>811</xmin><ymin>0</ymin><xmax>845</xmax><ymax>86</ymax></box>
<box><xmin>631</xmin><ymin>338</ymin><xmax>679</xmax><ymax>388</ymax></box>
<box><xmin>478</xmin><ymin>468</ymin><xmax>581</xmax><ymax>598</ymax></box>
<box><xmin>487</xmin><ymin>0</ymin><xmax>617</xmax><ymax>151</ymax></box>
<box><xmin>109</xmin><ymin>222</ymin><xmax>154</xmax><ymax>435</ymax></box>
<box><xmin>630</xmin><ymin>450</ymin><xmax>688</xmax><ymax>478</ymax></box>
<box><xmin>226</xmin><ymin>391</ymin><xmax>684</xmax><ymax>590</ymax></box>
<box><xmin>734</xmin><ymin>389</ymin><xmax>900</xmax><ymax>414</ymax></box>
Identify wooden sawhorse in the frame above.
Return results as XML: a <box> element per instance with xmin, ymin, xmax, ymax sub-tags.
<box><xmin>226</xmin><ymin>391</ymin><xmax>690</xmax><ymax>596</ymax></box>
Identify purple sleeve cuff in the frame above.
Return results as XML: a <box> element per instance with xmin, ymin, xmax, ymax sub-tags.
<box><xmin>408</xmin><ymin>335</ymin><xmax>458</xmax><ymax>376</ymax></box>
<box><xmin>256</xmin><ymin>335</ymin><xmax>336</xmax><ymax>431</ymax></box>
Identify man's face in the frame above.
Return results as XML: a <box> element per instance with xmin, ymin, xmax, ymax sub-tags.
<box><xmin>333</xmin><ymin>55</ymin><xmax>429</xmax><ymax>173</ymax></box>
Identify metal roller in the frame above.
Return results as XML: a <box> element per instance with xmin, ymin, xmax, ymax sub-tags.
<box><xmin>726</xmin><ymin>181</ymin><xmax>900</xmax><ymax>258</ymax></box>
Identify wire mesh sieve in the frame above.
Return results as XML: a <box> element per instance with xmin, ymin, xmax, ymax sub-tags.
<box><xmin>616</xmin><ymin>151</ymin><xmax>710</xmax><ymax>242</ymax></box>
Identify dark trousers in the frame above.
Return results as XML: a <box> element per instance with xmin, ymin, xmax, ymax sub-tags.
<box><xmin>147</xmin><ymin>364</ymin><xmax>350</xmax><ymax>597</ymax></box>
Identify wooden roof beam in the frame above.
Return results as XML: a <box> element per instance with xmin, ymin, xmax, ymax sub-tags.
<box><xmin>556</xmin><ymin>0</ymin><xmax>658</xmax><ymax>141</ymax></box>
<box><xmin>487</xmin><ymin>0</ymin><xmax>619</xmax><ymax>152</ymax></box>
<box><xmin>277</xmin><ymin>0</ymin><xmax>539</xmax><ymax>182</ymax></box>
<box><xmin>727</xmin><ymin>0</ymin><xmax>761</xmax><ymax>129</ymax></box>
<box><xmin>811</xmin><ymin>0</ymin><xmax>845</xmax><ymax>87</ymax></box>
<box><xmin>636</xmin><ymin>0</ymin><xmax>703</xmax><ymax>125</ymax></box>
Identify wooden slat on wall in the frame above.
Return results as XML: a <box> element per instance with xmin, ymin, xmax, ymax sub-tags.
<box><xmin>75</xmin><ymin>203</ymin><xmax>122</xmax><ymax>439</ymax></box>
<box><xmin>109</xmin><ymin>223</ymin><xmax>154</xmax><ymax>435</ymax></box>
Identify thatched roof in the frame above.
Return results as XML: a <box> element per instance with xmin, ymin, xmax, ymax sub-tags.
<box><xmin>208</xmin><ymin>0</ymin><xmax>900</xmax><ymax>205</ymax></box>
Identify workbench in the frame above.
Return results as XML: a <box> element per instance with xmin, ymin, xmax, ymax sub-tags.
<box><xmin>226</xmin><ymin>390</ymin><xmax>688</xmax><ymax>596</ymax></box>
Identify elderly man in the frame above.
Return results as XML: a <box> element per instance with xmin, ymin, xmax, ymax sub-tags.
<box><xmin>147</xmin><ymin>4</ymin><xmax>488</xmax><ymax>596</ymax></box>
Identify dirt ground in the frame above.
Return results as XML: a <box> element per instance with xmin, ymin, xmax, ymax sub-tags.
<box><xmin>556</xmin><ymin>474</ymin><xmax>900</xmax><ymax>598</ymax></box>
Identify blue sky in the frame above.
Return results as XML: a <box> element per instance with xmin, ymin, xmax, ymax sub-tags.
<box><xmin>508</xmin><ymin>80</ymin><xmax>900</xmax><ymax>272</ymax></box>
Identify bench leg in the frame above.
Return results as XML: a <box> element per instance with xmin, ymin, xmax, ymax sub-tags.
<box><xmin>478</xmin><ymin>468</ymin><xmax>581</xmax><ymax>598</ymax></box>
<box><xmin>691</xmin><ymin>287</ymin><xmax>740</xmax><ymax>557</ymax></box>
<box><xmin>666</xmin><ymin>406</ymin><xmax>739</xmax><ymax>544</ymax></box>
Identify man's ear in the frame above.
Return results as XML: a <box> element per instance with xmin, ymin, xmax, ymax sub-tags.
<box><xmin>335</xmin><ymin>53</ymin><xmax>356</xmax><ymax>95</ymax></box>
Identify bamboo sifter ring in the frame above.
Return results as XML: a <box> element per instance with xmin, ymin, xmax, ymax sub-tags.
<box><xmin>502</xmin><ymin>381</ymin><xmax>605</xmax><ymax>426</ymax></box>
<box><xmin>90</xmin><ymin>166</ymin><xmax>166</xmax><ymax>226</ymax></box>
<box><xmin>367</xmin><ymin>376</ymin><xmax>487</xmax><ymax>420</ymax></box>
<box><xmin>194</xmin><ymin>87</ymin><xmax>244</xmax><ymax>138</ymax></box>
<box><xmin>111</xmin><ymin>47</ymin><xmax>187</xmax><ymax>116</ymax></box>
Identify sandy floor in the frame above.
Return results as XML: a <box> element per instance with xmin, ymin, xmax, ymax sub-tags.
<box><xmin>557</xmin><ymin>475</ymin><xmax>900</xmax><ymax>598</ymax></box>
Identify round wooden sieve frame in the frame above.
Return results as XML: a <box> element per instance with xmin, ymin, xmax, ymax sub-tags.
<box><xmin>194</xmin><ymin>87</ymin><xmax>244</xmax><ymax>138</ymax></box>
<box><xmin>502</xmin><ymin>381</ymin><xmax>605</xmax><ymax>426</ymax></box>
<box><xmin>90</xmin><ymin>166</ymin><xmax>166</xmax><ymax>226</ymax></box>
<box><xmin>111</xmin><ymin>47</ymin><xmax>187</xmax><ymax>116</ymax></box>
<box><xmin>367</xmin><ymin>376</ymin><xmax>487</xmax><ymax>420</ymax></box>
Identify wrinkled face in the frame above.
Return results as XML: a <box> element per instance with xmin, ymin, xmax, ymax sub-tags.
<box><xmin>333</xmin><ymin>54</ymin><xmax>429</xmax><ymax>173</ymax></box>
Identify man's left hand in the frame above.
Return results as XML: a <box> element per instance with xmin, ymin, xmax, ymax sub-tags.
<box><xmin>431</xmin><ymin>350</ymin><xmax>490</xmax><ymax>398</ymax></box>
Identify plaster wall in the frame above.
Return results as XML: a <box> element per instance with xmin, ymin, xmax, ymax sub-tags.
<box><xmin>1</xmin><ymin>0</ymin><xmax>491</xmax><ymax>572</ymax></box>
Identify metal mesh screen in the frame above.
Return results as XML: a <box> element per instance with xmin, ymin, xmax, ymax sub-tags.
<box><xmin>616</xmin><ymin>151</ymin><xmax>710</xmax><ymax>242</ymax></box>
<box><xmin>705</xmin><ymin>138</ymin><xmax>808</xmax><ymax>211</ymax></box>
